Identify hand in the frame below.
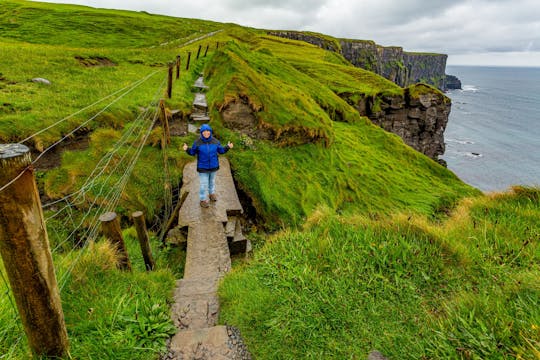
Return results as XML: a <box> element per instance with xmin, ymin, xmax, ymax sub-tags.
<box><xmin>183</xmin><ymin>143</ymin><xmax>188</xmax><ymax>151</ymax></box>
<box><xmin>227</xmin><ymin>142</ymin><xmax>234</xmax><ymax>149</ymax></box>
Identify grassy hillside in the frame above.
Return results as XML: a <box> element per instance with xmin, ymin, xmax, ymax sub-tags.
<box><xmin>1</xmin><ymin>1</ymin><xmax>537</xmax><ymax>360</ymax></box>
<box><xmin>220</xmin><ymin>187</ymin><xmax>540</xmax><ymax>359</ymax></box>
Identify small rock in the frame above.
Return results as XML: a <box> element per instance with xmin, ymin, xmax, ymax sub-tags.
<box><xmin>368</xmin><ymin>350</ymin><xmax>389</xmax><ymax>360</ymax></box>
<box><xmin>31</xmin><ymin>77</ymin><xmax>51</xmax><ymax>85</ymax></box>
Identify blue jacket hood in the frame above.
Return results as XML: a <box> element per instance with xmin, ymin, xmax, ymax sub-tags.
<box><xmin>199</xmin><ymin>124</ymin><xmax>213</xmax><ymax>142</ymax></box>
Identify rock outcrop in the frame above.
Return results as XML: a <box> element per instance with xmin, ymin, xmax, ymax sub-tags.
<box><xmin>445</xmin><ymin>74</ymin><xmax>462</xmax><ymax>90</ymax></box>
<box><xmin>340</xmin><ymin>84</ymin><xmax>450</xmax><ymax>162</ymax></box>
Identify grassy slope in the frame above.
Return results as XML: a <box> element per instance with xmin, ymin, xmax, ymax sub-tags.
<box><xmin>203</xmin><ymin>31</ymin><xmax>477</xmax><ymax>224</ymax></box>
<box><xmin>2</xmin><ymin>2</ymin><xmax>535</xmax><ymax>360</ymax></box>
<box><xmin>219</xmin><ymin>187</ymin><xmax>540</xmax><ymax>359</ymax></box>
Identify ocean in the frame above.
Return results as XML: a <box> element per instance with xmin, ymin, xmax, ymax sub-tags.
<box><xmin>442</xmin><ymin>65</ymin><xmax>540</xmax><ymax>192</ymax></box>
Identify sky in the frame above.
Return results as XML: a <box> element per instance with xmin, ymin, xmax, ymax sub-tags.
<box><xmin>41</xmin><ymin>0</ymin><xmax>540</xmax><ymax>67</ymax></box>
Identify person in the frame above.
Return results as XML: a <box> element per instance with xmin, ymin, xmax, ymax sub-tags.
<box><xmin>183</xmin><ymin>124</ymin><xmax>233</xmax><ymax>208</ymax></box>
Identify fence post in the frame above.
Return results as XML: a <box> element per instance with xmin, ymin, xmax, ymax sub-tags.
<box><xmin>176</xmin><ymin>55</ymin><xmax>181</xmax><ymax>79</ymax></box>
<box><xmin>158</xmin><ymin>99</ymin><xmax>170</xmax><ymax>146</ymax></box>
<box><xmin>99</xmin><ymin>212</ymin><xmax>131</xmax><ymax>271</ymax></box>
<box><xmin>196</xmin><ymin>45</ymin><xmax>202</xmax><ymax>59</ymax></box>
<box><xmin>131</xmin><ymin>211</ymin><xmax>155</xmax><ymax>271</ymax></box>
<box><xmin>185</xmin><ymin>52</ymin><xmax>191</xmax><ymax>71</ymax></box>
<box><xmin>216</xmin><ymin>41</ymin><xmax>219</xmax><ymax>49</ymax></box>
<box><xmin>0</xmin><ymin>144</ymin><xmax>69</xmax><ymax>358</ymax></box>
<box><xmin>204</xmin><ymin>44</ymin><xmax>209</xmax><ymax>57</ymax></box>
<box><xmin>167</xmin><ymin>62</ymin><xmax>174</xmax><ymax>99</ymax></box>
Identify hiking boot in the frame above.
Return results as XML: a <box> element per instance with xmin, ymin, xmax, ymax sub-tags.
<box><xmin>200</xmin><ymin>200</ymin><xmax>210</xmax><ymax>208</ymax></box>
<box><xmin>209</xmin><ymin>193</ymin><xmax>218</xmax><ymax>202</ymax></box>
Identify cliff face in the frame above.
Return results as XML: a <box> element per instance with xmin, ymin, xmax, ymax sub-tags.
<box><xmin>269</xmin><ymin>31</ymin><xmax>448</xmax><ymax>91</ymax></box>
<box><xmin>338</xmin><ymin>38</ymin><xmax>448</xmax><ymax>91</ymax></box>
<box><xmin>341</xmin><ymin>85</ymin><xmax>450</xmax><ymax>162</ymax></box>
<box><xmin>267</xmin><ymin>31</ymin><xmax>450</xmax><ymax>162</ymax></box>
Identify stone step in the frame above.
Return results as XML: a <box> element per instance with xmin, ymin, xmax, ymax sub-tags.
<box><xmin>169</xmin><ymin>326</ymin><xmax>241</xmax><ymax>360</ymax></box>
<box><xmin>224</xmin><ymin>217</ymin><xmax>237</xmax><ymax>238</ymax></box>
<box><xmin>193</xmin><ymin>76</ymin><xmax>209</xmax><ymax>91</ymax></box>
<box><xmin>193</xmin><ymin>93</ymin><xmax>208</xmax><ymax>110</ymax></box>
<box><xmin>228</xmin><ymin>220</ymin><xmax>250</xmax><ymax>255</ymax></box>
<box><xmin>190</xmin><ymin>114</ymin><xmax>211</xmax><ymax>122</ymax></box>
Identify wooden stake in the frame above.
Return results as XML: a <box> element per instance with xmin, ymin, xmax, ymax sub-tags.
<box><xmin>160</xmin><ymin>190</ymin><xmax>189</xmax><ymax>243</ymax></box>
<box><xmin>216</xmin><ymin>41</ymin><xmax>219</xmax><ymax>49</ymax></box>
<box><xmin>185</xmin><ymin>52</ymin><xmax>191</xmax><ymax>70</ymax></box>
<box><xmin>196</xmin><ymin>45</ymin><xmax>202</xmax><ymax>59</ymax></box>
<box><xmin>176</xmin><ymin>55</ymin><xmax>181</xmax><ymax>79</ymax></box>
<box><xmin>0</xmin><ymin>144</ymin><xmax>69</xmax><ymax>358</ymax></box>
<box><xmin>132</xmin><ymin>211</ymin><xmax>155</xmax><ymax>271</ymax></box>
<box><xmin>99</xmin><ymin>212</ymin><xmax>131</xmax><ymax>271</ymax></box>
<box><xmin>158</xmin><ymin>99</ymin><xmax>170</xmax><ymax>146</ymax></box>
<box><xmin>167</xmin><ymin>62</ymin><xmax>173</xmax><ymax>99</ymax></box>
<box><xmin>204</xmin><ymin>45</ymin><xmax>209</xmax><ymax>57</ymax></box>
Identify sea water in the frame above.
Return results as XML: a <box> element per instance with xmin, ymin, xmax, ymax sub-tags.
<box><xmin>442</xmin><ymin>65</ymin><xmax>540</xmax><ymax>192</ymax></box>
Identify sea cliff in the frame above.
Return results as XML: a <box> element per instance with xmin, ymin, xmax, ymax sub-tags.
<box><xmin>269</xmin><ymin>31</ymin><xmax>450</xmax><ymax>91</ymax></box>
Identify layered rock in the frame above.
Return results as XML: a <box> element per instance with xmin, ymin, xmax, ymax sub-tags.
<box><xmin>341</xmin><ymin>84</ymin><xmax>450</xmax><ymax>162</ymax></box>
<box><xmin>269</xmin><ymin>31</ymin><xmax>454</xmax><ymax>92</ymax></box>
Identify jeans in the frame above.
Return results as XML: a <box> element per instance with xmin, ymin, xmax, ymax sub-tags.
<box><xmin>198</xmin><ymin>171</ymin><xmax>217</xmax><ymax>201</ymax></box>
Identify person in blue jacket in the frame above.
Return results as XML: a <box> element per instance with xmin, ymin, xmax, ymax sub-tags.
<box><xmin>183</xmin><ymin>124</ymin><xmax>233</xmax><ymax>208</ymax></box>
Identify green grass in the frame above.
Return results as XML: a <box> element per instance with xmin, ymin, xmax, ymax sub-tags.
<box><xmin>219</xmin><ymin>187</ymin><xmax>540</xmax><ymax>359</ymax></box>
<box><xmin>0</xmin><ymin>229</ymin><xmax>185</xmax><ymax>359</ymax></box>
<box><xmin>2</xmin><ymin>2</ymin><xmax>533</xmax><ymax>359</ymax></box>
<box><xmin>224</xmin><ymin>120</ymin><xmax>477</xmax><ymax>226</ymax></box>
<box><xmin>0</xmin><ymin>0</ymin><xmax>223</xmax><ymax>48</ymax></box>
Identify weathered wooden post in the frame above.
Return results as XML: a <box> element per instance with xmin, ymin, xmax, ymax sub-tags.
<box><xmin>158</xmin><ymin>99</ymin><xmax>170</xmax><ymax>146</ymax></box>
<box><xmin>176</xmin><ymin>55</ymin><xmax>181</xmax><ymax>79</ymax></box>
<box><xmin>131</xmin><ymin>211</ymin><xmax>155</xmax><ymax>271</ymax></box>
<box><xmin>196</xmin><ymin>45</ymin><xmax>202</xmax><ymax>59</ymax></box>
<box><xmin>185</xmin><ymin>52</ymin><xmax>191</xmax><ymax>70</ymax></box>
<box><xmin>0</xmin><ymin>144</ymin><xmax>69</xmax><ymax>358</ymax></box>
<box><xmin>99</xmin><ymin>212</ymin><xmax>131</xmax><ymax>271</ymax></box>
<box><xmin>167</xmin><ymin>62</ymin><xmax>174</xmax><ymax>99</ymax></box>
<box><xmin>204</xmin><ymin>44</ymin><xmax>209</xmax><ymax>57</ymax></box>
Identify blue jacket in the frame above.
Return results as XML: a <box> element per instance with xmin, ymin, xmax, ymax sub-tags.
<box><xmin>186</xmin><ymin>124</ymin><xmax>229</xmax><ymax>172</ymax></box>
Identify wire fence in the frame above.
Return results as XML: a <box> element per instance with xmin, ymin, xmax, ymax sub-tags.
<box><xmin>0</xmin><ymin>33</ymin><xmax>222</xmax><ymax>355</ymax></box>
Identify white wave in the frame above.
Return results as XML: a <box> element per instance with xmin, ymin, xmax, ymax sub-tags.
<box><xmin>461</xmin><ymin>85</ymin><xmax>479</xmax><ymax>92</ymax></box>
<box><xmin>446</xmin><ymin>138</ymin><xmax>475</xmax><ymax>145</ymax></box>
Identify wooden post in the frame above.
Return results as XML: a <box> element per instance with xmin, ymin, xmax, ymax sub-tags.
<box><xmin>0</xmin><ymin>144</ymin><xmax>69</xmax><ymax>358</ymax></box>
<box><xmin>176</xmin><ymin>55</ymin><xmax>181</xmax><ymax>79</ymax></box>
<box><xmin>132</xmin><ymin>211</ymin><xmax>155</xmax><ymax>271</ymax></box>
<box><xmin>99</xmin><ymin>212</ymin><xmax>131</xmax><ymax>271</ymax></box>
<box><xmin>160</xmin><ymin>190</ymin><xmax>189</xmax><ymax>243</ymax></box>
<box><xmin>204</xmin><ymin>45</ymin><xmax>209</xmax><ymax>57</ymax></box>
<box><xmin>216</xmin><ymin>41</ymin><xmax>219</xmax><ymax>49</ymax></box>
<box><xmin>167</xmin><ymin>62</ymin><xmax>173</xmax><ymax>99</ymax></box>
<box><xmin>196</xmin><ymin>45</ymin><xmax>202</xmax><ymax>59</ymax></box>
<box><xmin>158</xmin><ymin>99</ymin><xmax>170</xmax><ymax>146</ymax></box>
<box><xmin>185</xmin><ymin>52</ymin><xmax>191</xmax><ymax>70</ymax></box>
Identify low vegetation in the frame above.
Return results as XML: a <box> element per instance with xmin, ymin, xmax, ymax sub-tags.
<box><xmin>220</xmin><ymin>187</ymin><xmax>540</xmax><ymax>359</ymax></box>
<box><xmin>0</xmin><ymin>1</ymin><xmax>538</xmax><ymax>359</ymax></box>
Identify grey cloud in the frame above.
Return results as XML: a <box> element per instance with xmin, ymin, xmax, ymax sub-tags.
<box><xmin>222</xmin><ymin>0</ymin><xmax>327</xmax><ymax>12</ymax></box>
<box><xmin>38</xmin><ymin>0</ymin><xmax>540</xmax><ymax>66</ymax></box>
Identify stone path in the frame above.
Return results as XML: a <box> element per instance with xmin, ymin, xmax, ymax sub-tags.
<box><xmin>165</xmin><ymin>158</ymin><xmax>251</xmax><ymax>360</ymax></box>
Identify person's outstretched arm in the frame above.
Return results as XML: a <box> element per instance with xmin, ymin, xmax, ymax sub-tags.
<box><xmin>217</xmin><ymin>141</ymin><xmax>234</xmax><ymax>154</ymax></box>
<box><xmin>183</xmin><ymin>142</ymin><xmax>198</xmax><ymax>156</ymax></box>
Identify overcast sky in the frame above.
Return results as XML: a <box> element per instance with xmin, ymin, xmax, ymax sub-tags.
<box><xmin>41</xmin><ymin>0</ymin><xmax>540</xmax><ymax>67</ymax></box>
